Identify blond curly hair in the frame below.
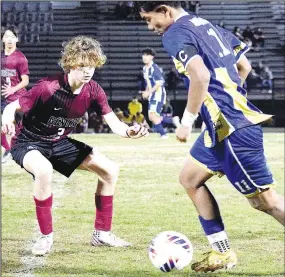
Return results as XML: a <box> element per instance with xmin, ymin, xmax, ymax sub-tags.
<box><xmin>59</xmin><ymin>36</ymin><xmax>106</xmax><ymax>72</ymax></box>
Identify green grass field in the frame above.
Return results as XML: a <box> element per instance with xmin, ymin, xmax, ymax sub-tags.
<box><xmin>2</xmin><ymin>132</ymin><xmax>284</xmax><ymax>277</ymax></box>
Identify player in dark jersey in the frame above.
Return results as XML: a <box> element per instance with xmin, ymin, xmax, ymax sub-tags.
<box><xmin>141</xmin><ymin>48</ymin><xmax>180</xmax><ymax>138</ymax></box>
<box><xmin>1</xmin><ymin>26</ymin><xmax>29</xmax><ymax>163</ymax></box>
<box><xmin>138</xmin><ymin>2</ymin><xmax>284</xmax><ymax>272</ymax></box>
<box><xmin>2</xmin><ymin>36</ymin><xmax>148</xmax><ymax>256</ymax></box>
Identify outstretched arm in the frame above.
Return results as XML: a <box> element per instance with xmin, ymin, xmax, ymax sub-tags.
<box><xmin>104</xmin><ymin>111</ymin><xmax>148</xmax><ymax>139</ymax></box>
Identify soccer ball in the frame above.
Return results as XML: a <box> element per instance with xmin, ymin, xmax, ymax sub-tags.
<box><xmin>148</xmin><ymin>231</ymin><xmax>193</xmax><ymax>272</ymax></box>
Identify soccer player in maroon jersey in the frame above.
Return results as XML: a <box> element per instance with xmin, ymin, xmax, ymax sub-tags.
<box><xmin>1</xmin><ymin>26</ymin><xmax>30</xmax><ymax>163</ymax></box>
<box><xmin>2</xmin><ymin>36</ymin><xmax>148</xmax><ymax>256</ymax></box>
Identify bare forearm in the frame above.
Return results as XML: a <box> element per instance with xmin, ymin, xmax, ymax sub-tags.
<box><xmin>186</xmin><ymin>78</ymin><xmax>209</xmax><ymax>115</ymax></box>
<box><xmin>104</xmin><ymin>112</ymin><xmax>129</xmax><ymax>137</ymax></box>
<box><xmin>12</xmin><ymin>79</ymin><xmax>29</xmax><ymax>92</ymax></box>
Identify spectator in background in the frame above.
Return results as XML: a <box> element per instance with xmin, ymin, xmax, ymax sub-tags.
<box><xmin>261</xmin><ymin>66</ymin><xmax>274</xmax><ymax>93</ymax></box>
<box><xmin>233</xmin><ymin>27</ymin><xmax>244</xmax><ymax>41</ymax></box>
<box><xmin>166</xmin><ymin>66</ymin><xmax>181</xmax><ymax>98</ymax></box>
<box><xmin>161</xmin><ymin>98</ymin><xmax>180</xmax><ymax>132</ymax></box>
<box><xmin>126</xmin><ymin>1</ymin><xmax>135</xmax><ymax>20</ymax></box>
<box><xmin>189</xmin><ymin>1</ymin><xmax>201</xmax><ymax>15</ymax></box>
<box><xmin>114</xmin><ymin>1</ymin><xmax>128</xmax><ymax>19</ymax></box>
<box><xmin>114</xmin><ymin>107</ymin><xmax>124</xmax><ymax>121</ymax></box>
<box><xmin>254</xmin><ymin>61</ymin><xmax>265</xmax><ymax>75</ymax></box>
<box><xmin>89</xmin><ymin>111</ymin><xmax>104</xmax><ymax>133</ymax></box>
<box><xmin>122</xmin><ymin>110</ymin><xmax>134</xmax><ymax>126</ymax></box>
<box><xmin>128</xmin><ymin>96</ymin><xmax>142</xmax><ymax>117</ymax></box>
<box><xmin>242</xmin><ymin>26</ymin><xmax>254</xmax><ymax>42</ymax></box>
<box><xmin>253</xmin><ymin>27</ymin><xmax>265</xmax><ymax>48</ymax></box>
<box><xmin>134</xmin><ymin>112</ymin><xmax>149</xmax><ymax>129</ymax></box>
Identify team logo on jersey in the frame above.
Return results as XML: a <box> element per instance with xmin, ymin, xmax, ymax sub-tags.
<box><xmin>1</xmin><ymin>69</ymin><xmax>16</xmax><ymax>77</ymax></box>
<box><xmin>47</xmin><ymin>116</ymin><xmax>81</xmax><ymax>128</ymax></box>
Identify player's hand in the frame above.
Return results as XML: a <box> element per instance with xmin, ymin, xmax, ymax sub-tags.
<box><xmin>127</xmin><ymin>124</ymin><xmax>149</xmax><ymax>139</ymax></box>
<box><xmin>1</xmin><ymin>121</ymin><xmax>15</xmax><ymax>136</ymax></box>
<box><xmin>175</xmin><ymin>125</ymin><xmax>192</xmax><ymax>143</ymax></box>
<box><xmin>142</xmin><ymin>90</ymin><xmax>150</xmax><ymax>99</ymax></box>
<box><xmin>1</xmin><ymin>85</ymin><xmax>16</xmax><ymax>98</ymax></box>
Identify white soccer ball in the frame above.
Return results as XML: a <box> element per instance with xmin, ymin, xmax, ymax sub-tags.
<box><xmin>148</xmin><ymin>231</ymin><xmax>193</xmax><ymax>272</ymax></box>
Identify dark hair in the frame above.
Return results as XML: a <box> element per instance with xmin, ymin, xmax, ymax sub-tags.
<box><xmin>137</xmin><ymin>1</ymin><xmax>181</xmax><ymax>12</ymax></box>
<box><xmin>141</xmin><ymin>47</ymin><xmax>156</xmax><ymax>57</ymax></box>
<box><xmin>2</xmin><ymin>25</ymin><xmax>19</xmax><ymax>38</ymax></box>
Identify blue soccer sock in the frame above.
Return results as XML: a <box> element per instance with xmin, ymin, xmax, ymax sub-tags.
<box><xmin>162</xmin><ymin>116</ymin><xmax>173</xmax><ymax>125</ymax></box>
<box><xmin>199</xmin><ymin>215</ymin><xmax>230</xmax><ymax>253</ymax></box>
<box><xmin>154</xmin><ymin>123</ymin><xmax>166</xmax><ymax>136</ymax></box>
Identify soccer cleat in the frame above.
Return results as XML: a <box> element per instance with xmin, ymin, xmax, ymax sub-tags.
<box><xmin>191</xmin><ymin>249</ymin><xmax>237</xmax><ymax>273</ymax></box>
<box><xmin>32</xmin><ymin>233</ymin><xmax>53</xmax><ymax>256</ymax></box>
<box><xmin>172</xmin><ymin>116</ymin><xmax>181</xmax><ymax>128</ymax></box>
<box><xmin>160</xmin><ymin>135</ymin><xmax>169</xmax><ymax>140</ymax></box>
<box><xmin>91</xmin><ymin>230</ymin><xmax>132</xmax><ymax>247</ymax></box>
<box><xmin>2</xmin><ymin>150</ymin><xmax>12</xmax><ymax>163</ymax></box>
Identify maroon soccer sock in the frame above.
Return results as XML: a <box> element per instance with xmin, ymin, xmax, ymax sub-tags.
<box><xmin>94</xmin><ymin>194</ymin><xmax>113</xmax><ymax>231</ymax></box>
<box><xmin>34</xmin><ymin>194</ymin><xmax>53</xmax><ymax>235</ymax></box>
<box><xmin>1</xmin><ymin>133</ymin><xmax>10</xmax><ymax>151</ymax></box>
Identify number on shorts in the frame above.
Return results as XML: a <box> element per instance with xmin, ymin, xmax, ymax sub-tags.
<box><xmin>235</xmin><ymin>180</ymin><xmax>251</xmax><ymax>193</ymax></box>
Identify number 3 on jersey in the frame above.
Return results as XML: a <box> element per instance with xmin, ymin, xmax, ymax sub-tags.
<box><xmin>56</xmin><ymin>128</ymin><xmax>65</xmax><ymax>139</ymax></box>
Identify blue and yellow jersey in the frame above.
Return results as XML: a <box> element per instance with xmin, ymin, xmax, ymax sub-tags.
<box><xmin>162</xmin><ymin>13</ymin><xmax>272</xmax><ymax>148</ymax></box>
<box><xmin>143</xmin><ymin>62</ymin><xmax>166</xmax><ymax>103</ymax></box>
<box><xmin>215</xmin><ymin>25</ymin><xmax>250</xmax><ymax>63</ymax></box>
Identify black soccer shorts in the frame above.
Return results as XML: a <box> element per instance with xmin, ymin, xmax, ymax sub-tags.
<box><xmin>11</xmin><ymin>133</ymin><xmax>93</xmax><ymax>177</ymax></box>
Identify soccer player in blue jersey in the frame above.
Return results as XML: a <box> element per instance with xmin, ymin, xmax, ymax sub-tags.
<box><xmin>141</xmin><ymin>47</ymin><xmax>180</xmax><ymax>138</ymax></box>
<box><xmin>138</xmin><ymin>1</ymin><xmax>284</xmax><ymax>272</ymax></box>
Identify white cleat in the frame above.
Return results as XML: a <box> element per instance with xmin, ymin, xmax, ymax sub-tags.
<box><xmin>172</xmin><ymin>116</ymin><xmax>181</xmax><ymax>128</ymax></box>
<box><xmin>32</xmin><ymin>233</ymin><xmax>53</xmax><ymax>256</ymax></box>
<box><xmin>91</xmin><ymin>230</ymin><xmax>132</xmax><ymax>247</ymax></box>
<box><xmin>160</xmin><ymin>135</ymin><xmax>169</xmax><ymax>140</ymax></box>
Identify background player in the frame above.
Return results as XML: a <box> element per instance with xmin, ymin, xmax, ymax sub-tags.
<box><xmin>140</xmin><ymin>47</ymin><xmax>180</xmax><ymax>138</ymax></box>
<box><xmin>1</xmin><ymin>25</ymin><xmax>29</xmax><ymax>163</ymax></box>
<box><xmin>2</xmin><ymin>36</ymin><xmax>148</xmax><ymax>256</ymax></box>
<box><xmin>139</xmin><ymin>1</ymin><xmax>284</xmax><ymax>273</ymax></box>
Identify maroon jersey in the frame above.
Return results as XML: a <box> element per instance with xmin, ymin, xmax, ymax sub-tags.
<box><xmin>14</xmin><ymin>74</ymin><xmax>112</xmax><ymax>142</ymax></box>
<box><xmin>1</xmin><ymin>49</ymin><xmax>30</xmax><ymax>103</ymax></box>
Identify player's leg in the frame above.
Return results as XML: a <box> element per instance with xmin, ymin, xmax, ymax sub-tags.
<box><xmin>148</xmin><ymin>100</ymin><xmax>167</xmax><ymax>138</ymax></box>
<box><xmin>22</xmin><ymin>150</ymin><xmax>54</xmax><ymax>255</ymax></box>
<box><xmin>221</xmin><ymin>125</ymin><xmax>284</xmax><ymax>226</ymax></box>
<box><xmin>181</xmin><ymin>133</ymin><xmax>237</xmax><ymax>272</ymax></box>
<box><xmin>161</xmin><ymin>115</ymin><xmax>181</xmax><ymax>128</ymax></box>
<box><xmin>78</xmin><ymin>148</ymin><xmax>131</xmax><ymax>247</ymax></box>
<box><xmin>247</xmin><ymin>188</ymin><xmax>284</xmax><ymax>225</ymax></box>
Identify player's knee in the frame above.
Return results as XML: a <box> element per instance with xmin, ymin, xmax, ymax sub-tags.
<box><xmin>179</xmin><ymin>171</ymin><xmax>200</xmax><ymax>190</ymax></box>
<box><xmin>105</xmin><ymin>162</ymin><xmax>119</xmax><ymax>184</ymax></box>
<box><xmin>249</xmin><ymin>191</ymin><xmax>278</xmax><ymax>214</ymax></box>
<box><xmin>33</xmin><ymin>161</ymin><xmax>53</xmax><ymax>181</ymax></box>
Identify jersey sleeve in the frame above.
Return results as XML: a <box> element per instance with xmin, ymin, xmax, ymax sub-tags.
<box><xmin>19</xmin><ymin>80</ymin><xmax>46</xmax><ymax>113</ymax></box>
<box><xmin>17</xmin><ymin>54</ymin><xmax>30</xmax><ymax>76</ymax></box>
<box><xmin>162</xmin><ymin>27</ymin><xmax>199</xmax><ymax>70</ymax></box>
<box><xmin>92</xmin><ymin>83</ymin><xmax>112</xmax><ymax>116</ymax></box>
<box><xmin>152</xmin><ymin>65</ymin><xmax>164</xmax><ymax>85</ymax></box>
